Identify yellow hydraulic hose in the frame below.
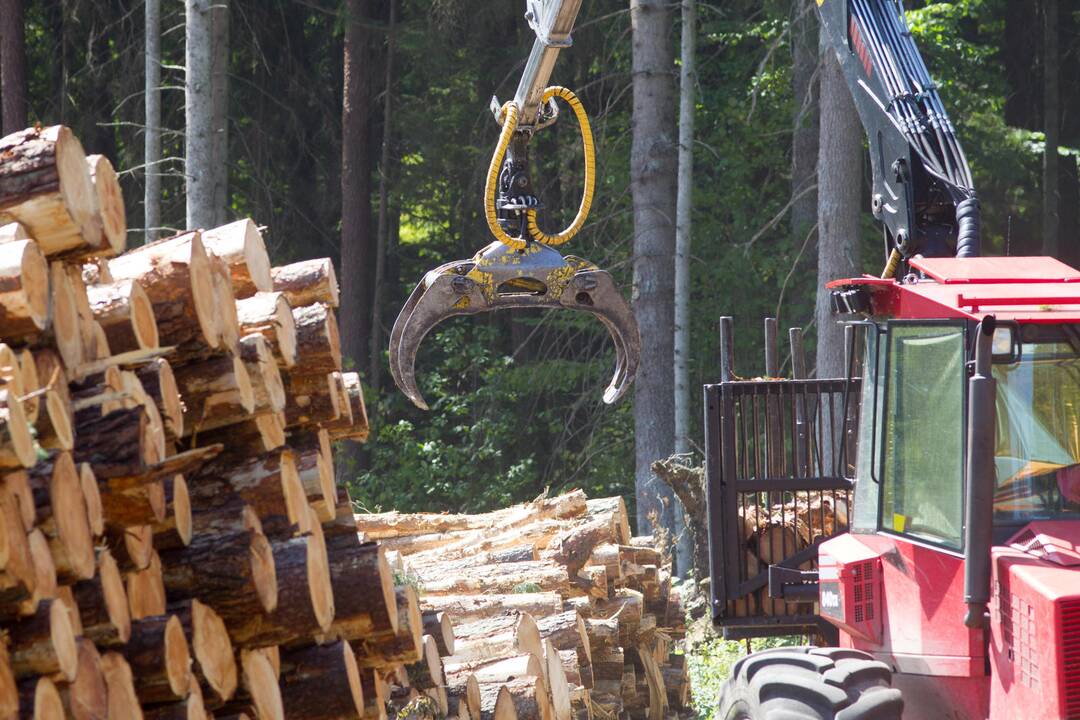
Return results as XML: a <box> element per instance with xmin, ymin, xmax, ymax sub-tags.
<box><xmin>484</xmin><ymin>87</ymin><xmax>596</xmax><ymax>250</ymax></box>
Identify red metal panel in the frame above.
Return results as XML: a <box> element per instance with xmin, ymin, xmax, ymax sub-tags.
<box><xmin>910</xmin><ymin>256</ymin><xmax>1080</xmax><ymax>284</ymax></box>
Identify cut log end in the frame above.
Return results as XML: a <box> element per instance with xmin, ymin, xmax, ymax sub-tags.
<box><xmin>101</xmin><ymin>653</ymin><xmax>144</xmax><ymax>720</ymax></box>
<box><xmin>65</xmin><ymin>638</ymin><xmax>108</xmax><ymax>720</ymax></box>
<box><xmin>86</xmin><ymin>154</ymin><xmax>127</xmax><ymax>255</ymax></box>
<box><xmin>241</xmin><ymin>649</ymin><xmax>284</xmax><ymax>720</ymax></box>
<box><xmin>251</xmin><ymin>530</ymin><xmax>278</xmax><ymax>614</ymax></box>
<box><xmin>25</xmin><ymin>676</ymin><xmax>65</xmax><ymax>720</ymax></box>
<box><xmin>170</xmin><ymin>475</ymin><xmax>193</xmax><ymax>547</ymax></box>
<box><xmin>0</xmin><ymin>239</ymin><xmax>49</xmax><ymax>335</ymax></box>
<box><xmin>98</xmin><ymin>548</ymin><xmax>132</xmax><ymax>645</ymax></box>
<box><xmin>191</xmin><ymin>598</ymin><xmax>238</xmax><ymax>702</ymax></box>
<box><xmin>163</xmin><ymin>614</ymin><xmax>193</xmax><ymax>699</ymax></box>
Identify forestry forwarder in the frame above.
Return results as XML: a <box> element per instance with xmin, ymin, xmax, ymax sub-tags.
<box><xmin>706</xmin><ymin>1</ymin><xmax>1080</xmax><ymax>719</ymax></box>
<box><xmin>389</xmin><ymin>0</ymin><xmax>640</xmax><ymax>410</ymax></box>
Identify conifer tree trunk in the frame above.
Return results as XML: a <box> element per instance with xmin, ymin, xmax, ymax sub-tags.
<box><xmin>1043</xmin><ymin>0</ymin><xmax>1060</xmax><ymax>257</ymax></box>
<box><xmin>211</xmin><ymin>0</ymin><xmax>230</xmax><ymax>227</ymax></box>
<box><xmin>630</xmin><ymin>0</ymin><xmax>677</xmax><ymax>536</ymax></box>
<box><xmin>145</xmin><ymin>0</ymin><xmax>162</xmax><ymax>244</ymax></box>
<box><xmin>791</xmin><ymin>0</ymin><xmax>819</xmax><ymax>246</ymax></box>
<box><xmin>815</xmin><ymin>49</ymin><xmax>861</xmax><ymax>378</ymax></box>
<box><xmin>370</xmin><ymin>0</ymin><xmax>397</xmax><ymax>394</ymax></box>
<box><xmin>185</xmin><ymin>0</ymin><xmax>214</xmax><ymax>229</ymax></box>
<box><xmin>0</xmin><ymin>0</ymin><xmax>28</xmax><ymax>134</ymax></box>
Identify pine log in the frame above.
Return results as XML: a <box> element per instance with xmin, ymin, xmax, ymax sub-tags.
<box><xmin>271</xmin><ymin>259</ymin><xmax>339</xmax><ymax>308</ymax></box>
<box><xmin>0</xmin><ymin>239</ymin><xmax>48</xmax><ymax>338</ymax></box>
<box><xmin>324</xmin><ymin>371</ymin><xmax>368</xmax><ymax>442</ymax></box>
<box><xmin>282</xmin><ymin>371</ymin><xmax>340</xmax><ymax>428</ymax></box>
<box><xmin>86</xmin><ymin>279</ymin><xmax>158</xmax><ymax>353</ymax></box>
<box><xmin>418</xmin><ymin>593</ymin><xmax>563</xmax><ymax>626</ymax></box>
<box><xmin>74</xmin><ymin>406</ymin><xmax>157</xmax><ymax>478</ymax></box>
<box><xmin>26</xmin><ymin>452</ymin><xmax>95</xmax><ymax>581</ymax></box>
<box><xmin>123</xmin><ymin>613</ymin><xmax>192</xmax><ymax>704</ymax></box>
<box><xmin>135</xmin><ymin>358</ymin><xmax>184</xmax><ymax>441</ymax></box>
<box><xmin>0</xmin><ymin>126</ymin><xmax>102</xmax><ymax>257</ymax></box>
<box><xmin>54</xmin><ymin>638</ymin><xmax>107</xmax><ymax>720</ymax></box>
<box><xmin>210</xmin><ymin>254</ymin><xmax>242</xmax><ymax>356</ymax></box>
<box><xmin>238</xmin><ymin>649</ymin><xmax>284</xmax><ymax>720</ymax></box>
<box><xmin>153</xmin><ymin>474</ymin><xmax>192</xmax><ymax>550</ymax></box>
<box><xmin>226</xmin><ymin>518</ymin><xmax>333</xmax><ymax>647</ymax></box>
<box><xmin>107</xmin><ymin>230</ymin><xmax>219</xmax><ymax>353</ymax></box>
<box><xmin>171</xmin><ymin>599</ymin><xmax>238</xmax><ymax>704</ymax></box>
<box><xmin>110</xmin><ymin>524</ymin><xmax>156</xmax><ymax>572</ymax></box>
<box><xmin>10</xmin><ymin>598</ymin><xmax>78</xmax><ymax>681</ymax></box>
<box><xmin>291</xmin><ymin>430</ymin><xmax>335</xmax><ymax>522</ymax></box>
<box><xmin>201</xmin><ymin>219</ymin><xmax>272</xmax><ymax>298</ymax></box>
<box><xmin>321</xmin><ymin>535</ymin><xmax>397</xmax><ymax>642</ymax></box>
<box><xmin>354</xmin><ymin>585</ymin><xmax>423</xmax><ymax>668</ymax></box>
<box><xmin>187</xmin><ymin>450</ymin><xmax>309</xmax><ymax>537</ymax></box>
<box><xmin>17</xmin><ymin>675</ymin><xmax>64</xmax><ymax>720</ymax></box>
<box><xmin>421</xmin><ymin>610</ymin><xmax>455</xmax><ymax>657</ymax></box>
<box><xmin>235</xmin><ymin>292</ymin><xmax>297</xmax><ymax>368</ymax></box>
<box><xmin>291</xmin><ymin>303</ymin><xmax>340</xmax><ymax>373</ymax></box>
<box><xmin>126</xmin><ymin>548</ymin><xmax>166</xmax><ymax>620</ymax></box>
<box><xmin>71</xmin><ymin>548</ymin><xmax>131</xmax><ymax>646</ymax></box>
<box><xmin>159</xmin><ymin>528</ymin><xmax>278</xmax><ymax>622</ymax></box>
<box><xmin>278</xmin><ymin>642</ymin><xmax>364</xmax><ymax>720</ymax></box>
<box><xmin>174</xmin><ymin>354</ymin><xmax>254</xmax><ymax>436</ymax></box>
<box><xmin>101</xmin><ymin>653</ymin><xmax>145</xmax><ymax>720</ymax></box>
<box><xmin>142</xmin><ymin>678</ymin><xmax>209</xmax><ymax>720</ymax></box>
<box><xmin>31</xmin><ymin>350</ymin><xmax>72</xmax><ymax>451</ymax></box>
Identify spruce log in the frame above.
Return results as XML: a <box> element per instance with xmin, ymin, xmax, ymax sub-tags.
<box><xmin>421</xmin><ymin>610</ymin><xmax>455</xmax><ymax>657</ymax></box>
<box><xmin>418</xmin><ymin>593</ymin><xmax>563</xmax><ymax>626</ymax></box>
<box><xmin>26</xmin><ymin>452</ymin><xmax>95</xmax><ymax>581</ymax></box>
<box><xmin>57</xmin><ymin>638</ymin><xmax>107</xmax><ymax>720</ymax></box>
<box><xmin>85</xmin><ymin>154</ymin><xmax>125</xmax><ymax>255</ymax></box>
<box><xmin>171</xmin><ymin>599</ymin><xmax>238</xmax><ymax>704</ymax></box>
<box><xmin>17</xmin><ymin>676</ymin><xmax>64</xmax><ymax>720</ymax></box>
<box><xmin>238</xmin><ymin>649</ymin><xmax>283</xmax><ymax>720</ymax></box>
<box><xmin>201</xmin><ymin>219</ymin><xmax>273</xmax><ymax>298</ymax></box>
<box><xmin>271</xmin><ymin>259</ymin><xmax>339</xmax><ymax>308</ymax></box>
<box><xmin>86</xmin><ymin>279</ymin><xmax>158</xmax><ymax>353</ymax></box>
<box><xmin>354</xmin><ymin>586</ymin><xmax>422</xmax><ymax>668</ymax></box>
<box><xmin>159</xmin><ymin>528</ymin><xmax>278</xmax><ymax>622</ymax></box>
<box><xmin>279</xmin><ymin>642</ymin><xmax>364</xmax><ymax>720</ymax></box>
<box><xmin>239</xmin><ymin>334</ymin><xmax>285</xmax><ymax>413</ymax></box>
<box><xmin>325</xmin><ymin>371</ymin><xmax>368</xmax><ymax>442</ymax></box>
<box><xmin>187</xmin><ymin>450</ymin><xmax>308</xmax><ymax>537</ymax></box>
<box><xmin>126</xmin><ymin>548</ymin><xmax>166</xmax><ymax>620</ymax></box>
<box><xmin>235</xmin><ymin>292</ymin><xmax>296</xmax><ymax>368</ymax></box>
<box><xmin>107</xmin><ymin>230</ymin><xmax>219</xmax><ymax>353</ymax></box>
<box><xmin>10</xmin><ymin>599</ymin><xmax>77</xmax><ymax>681</ymax></box>
<box><xmin>321</xmin><ymin>535</ymin><xmax>397</xmax><ymax>642</ymax></box>
<box><xmin>71</xmin><ymin>549</ymin><xmax>131</xmax><ymax>646</ymax></box>
<box><xmin>0</xmin><ymin>126</ymin><xmax>101</xmax><ymax>257</ymax></box>
<box><xmin>291</xmin><ymin>430</ymin><xmax>335</xmax><ymax>522</ymax></box>
<box><xmin>0</xmin><ymin>239</ymin><xmax>48</xmax><ymax>337</ymax></box>
<box><xmin>291</xmin><ymin>303</ymin><xmax>340</xmax><ymax>373</ymax></box>
<box><xmin>123</xmin><ymin>614</ymin><xmax>192</xmax><ymax>704</ymax></box>
<box><xmin>174</xmin><ymin>354</ymin><xmax>254</xmax><ymax>436</ymax></box>
<box><xmin>135</xmin><ymin>358</ymin><xmax>184</xmax><ymax>441</ymax></box>
<box><xmin>100</xmin><ymin>653</ymin><xmax>145</xmax><ymax>720</ymax></box>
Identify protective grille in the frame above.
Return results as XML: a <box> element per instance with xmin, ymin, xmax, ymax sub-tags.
<box><xmin>1000</xmin><ymin>587</ymin><xmax>1039</xmax><ymax>690</ymax></box>
<box><xmin>851</xmin><ymin>560</ymin><xmax>875</xmax><ymax>624</ymax></box>
<box><xmin>1060</xmin><ymin>598</ymin><xmax>1080</xmax><ymax>719</ymax></box>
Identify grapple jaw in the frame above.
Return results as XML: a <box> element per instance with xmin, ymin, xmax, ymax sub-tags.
<box><xmin>389</xmin><ymin>240</ymin><xmax>640</xmax><ymax>410</ymax></box>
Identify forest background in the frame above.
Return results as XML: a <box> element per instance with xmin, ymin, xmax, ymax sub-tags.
<box><xmin>0</xmin><ymin>0</ymin><xmax>1077</xmax><ymax>547</ymax></box>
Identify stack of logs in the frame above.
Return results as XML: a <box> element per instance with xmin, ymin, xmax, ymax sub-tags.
<box><xmin>355</xmin><ymin>491</ymin><xmax>692</xmax><ymax>720</ymax></box>
<box><xmin>0</xmin><ymin>124</ymin><xmax>389</xmax><ymax>719</ymax></box>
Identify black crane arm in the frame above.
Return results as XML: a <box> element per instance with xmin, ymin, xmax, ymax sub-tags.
<box><xmin>815</xmin><ymin>0</ymin><xmax>981</xmax><ymax>269</ymax></box>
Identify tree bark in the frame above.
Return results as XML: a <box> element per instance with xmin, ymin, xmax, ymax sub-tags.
<box><xmin>1043</xmin><ymin>0</ymin><xmax>1060</xmax><ymax>257</ymax></box>
<box><xmin>814</xmin><ymin>49</ymin><xmax>862</xmax><ymax>378</ymax></box>
<box><xmin>279</xmin><ymin>642</ymin><xmax>365</xmax><ymax>720</ymax></box>
<box><xmin>145</xmin><ymin>0</ymin><xmax>162</xmax><ymax>243</ymax></box>
<box><xmin>0</xmin><ymin>0</ymin><xmax>27</xmax><ymax>135</ymax></box>
<box><xmin>186</xmin><ymin>0</ymin><xmax>214</xmax><ymax>229</ymax></box>
<box><xmin>123</xmin><ymin>613</ymin><xmax>192</xmax><ymax>704</ymax></box>
<box><xmin>210</xmin><ymin>0</ymin><xmax>230</xmax><ymax>227</ymax></box>
<box><xmin>370</xmin><ymin>0</ymin><xmax>396</xmax><ymax>392</ymax></box>
<box><xmin>791</xmin><ymin>0</ymin><xmax>819</xmax><ymax>247</ymax></box>
<box><xmin>630</xmin><ymin>0</ymin><xmax>677</xmax><ymax>537</ymax></box>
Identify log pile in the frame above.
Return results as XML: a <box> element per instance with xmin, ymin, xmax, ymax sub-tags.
<box><xmin>355</xmin><ymin>491</ymin><xmax>692</xmax><ymax>720</ymax></box>
<box><xmin>0</xmin><ymin>124</ymin><xmax>384</xmax><ymax>719</ymax></box>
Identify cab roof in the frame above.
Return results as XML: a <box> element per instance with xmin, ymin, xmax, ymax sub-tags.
<box><xmin>827</xmin><ymin>256</ymin><xmax>1080</xmax><ymax>323</ymax></box>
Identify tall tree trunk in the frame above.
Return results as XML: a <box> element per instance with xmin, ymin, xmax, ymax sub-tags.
<box><xmin>211</xmin><ymin>0</ymin><xmax>230</xmax><ymax>226</ymax></box>
<box><xmin>145</xmin><ymin>0</ymin><xmax>162</xmax><ymax>244</ymax></box>
<box><xmin>1043</xmin><ymin>0</ymin><xmax>1060</xmax><ymax>257</ymax></box>
<box><xmin>814</xmin><ymin>49</ymin><xmax>861</xmax><ymax>378</ymax></box>
<box><xmin>0</xmin><ymin>0</ymin><xmax>27</xmax><ymax>134</ymax></box>
<box><xmin>790</xmin><ymin>0</ymin><xmax>819</xmax><ymax>247</ymax></box>
<box><xmin>630</xmin><ymin>0</ymin><xmax>677</xmax><ymax>536</ymax></box>
<box><xmin>370</xmin><ymin>0</ymin><xmax>397</xmax><ymax>394</ymax></box>
<box><xmin>672</xmin><ymin>0</ymin><xmax>696</xmax><ymax>576</ymax></box>
<box><xmin>185</xmin><ymin>0</ymin><xmax>214</xmax><ymax>229</ymax></box>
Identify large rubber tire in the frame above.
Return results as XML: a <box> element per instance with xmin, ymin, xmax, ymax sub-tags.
<box><xmin>716</xmin><ymin>647</ymin><xmax>903</xmax><ymax>720</ymax></box>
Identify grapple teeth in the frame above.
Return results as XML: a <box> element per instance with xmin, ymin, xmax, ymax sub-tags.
<box><xmin>389</xmin><ymin>241</ymin><xmax>639</xmax><ymax>410</ymax></box>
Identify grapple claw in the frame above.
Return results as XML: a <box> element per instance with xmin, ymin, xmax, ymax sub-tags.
<box><xmin>389</xmin><ymin>241</ymin><xmax>640</xmax><ymax>410</ymax></box>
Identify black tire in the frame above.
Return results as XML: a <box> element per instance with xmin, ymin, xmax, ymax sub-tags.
<box><xmin>716</xmin><ymin>646</ymin><xmax>903</xmax><ymax>720</ymax></box>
